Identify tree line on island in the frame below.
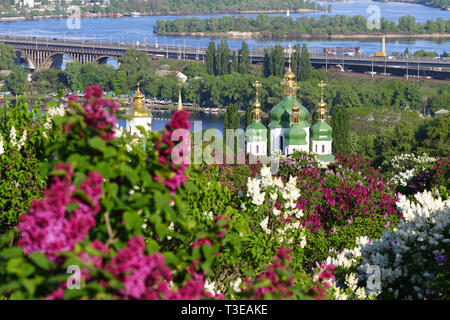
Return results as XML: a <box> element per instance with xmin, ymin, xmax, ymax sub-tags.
<box><xmin>155</xmin><ymin>15</ymin><xmax>449</xmax><ymax>38</ymax></box>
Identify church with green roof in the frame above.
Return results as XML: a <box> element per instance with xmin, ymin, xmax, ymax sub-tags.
<box><xmin>245</xmin><ymin>48</ymin><xmax>335</xmax><ymax>164</ymax></box>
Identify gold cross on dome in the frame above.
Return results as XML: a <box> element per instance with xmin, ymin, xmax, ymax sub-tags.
<box><xmin>318</xmin><ymin>80</ymin><xmax>327</xmax><ymax>100</ymax></box>
<box><xmin>253</xmin><ymin>80</ymin><xmax>261</xmax><ymax>99</ymax></box>
<box><xmin>284</xmin><ymin>44</ymin><xmax>296</xmax><ymax>67</ymax></box>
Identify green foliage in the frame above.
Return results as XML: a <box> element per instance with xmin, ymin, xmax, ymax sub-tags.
<box><xmin>155</xmin><ymin>15</ymin><xmax>449</xmax><ymax>38</ymax></box>
<box><xmin>298</xmin><ymin>44</ymin><xmax>312</xmax><ymax>82</ymax></box>
<box><xmin>0</xmin><ymin>43</ymin><xmax>15</xmax><ymax>71</ymax></box>
<box><xmin>118</xmin><ymin>48</ymin><xmax>156</xmax><ymax>90</ymax></box>
<box><xmin>238</xmin><ymin>41</ymin><xmax>250</xmax><ymax>74</ymax></box>
<box><xmin>6</xmin><ymin>66</ymin><xmax>28</xmax><ymax>96</ymax></box>
<box><xmin>0</xmin><ymin>99</ymin><xmax>59</xmax><ymax>232</ymax></box>
<box><xmin>331</xmin><ymin>104</ymin><xmax>350</xmax><ymax>154</ymax></box>
<box><xmin>224</xmin><ymin>103</ymin><xmax>240</xmax><ymax>130</ymax></box>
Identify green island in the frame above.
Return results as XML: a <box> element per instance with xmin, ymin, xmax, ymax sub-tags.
<box><xmin>155</xmin><ymin>15</ymin><xmax>450</xmax><ymax>39</ymax></box>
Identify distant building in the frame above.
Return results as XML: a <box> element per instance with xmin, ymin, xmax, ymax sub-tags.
<box><xmin>23</xmin><ymin>0</ymin><xmax>35</xmax><ymax>8</ymax></box>
<box><xmin>434</xmin><ymin>108</ymin><xmax>449</xmax><ymax>116</ymax></box>
<box><xmin>246</xmin><ymin>48</ymin><xmax>335</xmax><ymax>164</ymax></box>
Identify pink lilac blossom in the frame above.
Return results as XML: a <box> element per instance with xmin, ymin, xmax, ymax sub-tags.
<box><xmin>242</xmin><ymin>248</ymin><xmax>295</xmax><ymax>299</ymax></box>
<box><xmin>154</xmin><ymin>109</ymin><xmax>191</xmax><ymax>191</ymax></box>
<box><xmin>18</xmin><ymin>163</ymin><xmax>103</xmax><ymax>261</ymax></box>
<box><xmin>310</xmin><ymin>263</ymin><xmax>335</xmax><ymax>300</ymax></box>
<box><xmin>67</xmin><ymin>85</ymin><xmax>119</xmax><ymax>141</ymax></box>
<box><xmin>79</xmin><ymin>236</ymin><xmax>222</xmax><ymax>300</ymax></box>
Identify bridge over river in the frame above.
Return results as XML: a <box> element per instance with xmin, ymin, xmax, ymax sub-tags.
<box><xmin>1</xmin><ymin>35</ymin><xmax>449</xmax><ymax>80</ymax></box>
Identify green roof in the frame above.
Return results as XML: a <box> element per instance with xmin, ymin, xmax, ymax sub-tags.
<box><xmin>317</xmin><ymin>153</ymin><xmax>335</xmax><ymax>163</ymax></box>
<box><xmin>246</xmin><ymin>121</ymin><xmax>267</xmax><ymax>142</ymax></box>
<box><xmin>311</xmin><ymin>121</ymin><xmax>333</xmax><ymax>141</ymax></box>
<box><xmin>285</xmin><ymin>124</ymin><xmax>307</xmax><ymax>145</ymax></box>
<box><xmin>269</xmin><ymin>95</ymin><xmax>309</xmax><ymax>129</ymax></box>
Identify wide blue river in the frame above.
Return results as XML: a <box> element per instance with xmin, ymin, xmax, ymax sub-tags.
<box><xmin>1</xmin><ymin>0</ymin><xmax>449</xmax><ymax>55</ymax></box>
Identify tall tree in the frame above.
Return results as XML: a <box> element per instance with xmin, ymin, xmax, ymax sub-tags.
<box><xmin>119</xmin><ymin>48</ymin><xmax>154</xmax><ymax>90</ymax></box>
<box><xmin>330</xmin><ymin>104</ymin><xmax>350</xmax><ymax>154</ymax></box>
<box><xmin>245</xmin><ymin>104</ymin><xmax>253</xmax><ymax>127</ymax></box>
<box><xmin>0</xmin><ymin>43</ymin><xmax>15</xmax><ymax>70</ymax></box>
<box><xmin>224</xmin><ymin>103</ymin><xmax>240</xmax><ymax>130</ymax></box>
<box><xmin>262</xmin><ymin>47</ymin><xmax>271</xmax><ymax>78</ymax></box>
<box><xmin>298</xmin><ymin>43</ymin><xmax>312</xmax><ymax>81</ymax></box>
<box><xmin>220</xmin><ymin>40</ymin><xmax>231</xmax><ymax>75</ymax></box>
<box><xmin>231</xmin><ymin>51</ymin><xmax>238</xmax><ymax>73</ymax></box>
<box><xmin>206</xmin><ymin>41</ymin><xmax>217</xmax><ymax>75</ymax></box>
<box><xmin>238</xmin><ymin>41</ymin><xmax>250</xmax><ymax>74</ymax></box>
<box><xmin>291</xmin><ymin>44</ymin><xmax>301</xmax><ymax>79</ymax></box>
<box><xmin>271</xmin><ymin>45</ymin><xmax>285</xmax><ymax>78</ymax></box>
<box><xmin>6</xmin><ymin>66</ymin><xmax>28</xmax><ymax>96</ymax></box>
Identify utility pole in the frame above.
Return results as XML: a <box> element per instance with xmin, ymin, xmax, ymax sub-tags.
<box><xmin>417</xmin><ymin>58</ymin><xmax>420</xmax><ymax>78</ymax></box>
<box><xmin>406</xmin><ymin>59</ymin><xmax>408</xmax><ymax>80</ymax></box>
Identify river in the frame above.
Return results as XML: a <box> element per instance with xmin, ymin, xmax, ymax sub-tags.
<box><xmin>1</xmin><ymin>0</ymin><xmax>449</xmax><ymax>55</ymax></box>
<box><xmin>118</xmin><ymin>110</ymin><xmax>246</xmax><ymax>132</ymax></box>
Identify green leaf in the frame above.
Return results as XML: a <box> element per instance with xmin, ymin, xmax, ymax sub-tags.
<box><xmin>88</xmin><ymin>136</ymin><xmax>106</xmax><ymax>153</ymax></box>
<box><xmin>64</xmin><ymin>288</ymin><xmax>87</xmax><ymax>300</ymax></box>
<box><xmin>7</xmin><ymin>257</ymin><xmax>35</xmax><ymax>277</ymax></box>
<box><xmin>0</xmin><ymin>247</ymin><xmax>23</xmax><ymax>259</ymax></box>
<box><xmin>123</xmin><ymin>211</ymin><xmax>143</xmax><ymax>232</ymax></box>
<box><xmin>120</xmin><ymin>165</ymin><xmax>139</xmax><ymax>186</ymax></box>
<box><xmin>28</xmin><ymin>252</ymin><xmax>55</xmax><ymax>271</ymax></box>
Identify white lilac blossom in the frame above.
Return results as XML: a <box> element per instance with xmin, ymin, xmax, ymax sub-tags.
<box><xmin>357</xmin><ymin>190</ymin><xmax>449</xmax><ymax>299</ymax></box>
<box><xmin>17</xmin><ymin>129</ymin><xmax>27</xmax><ymax>151</ymax></box>
<box><xmin>9</xmin><ymin>126</ymin><xmax>27</xmax><ymax>151</ymax></box>
<box><xmin>43</xmin><ymin>104</ymin><xmax>65</xmax><ymax>138</ymax></box>
<box><xmin>204</xmin><ymin>280</ymin><xmax>221</xmax><ymax>295</ymax></box>
<box><xmin>9</xmin><ymin>126</ymin><xmax>17</xmax><ymax>148</ymax></box>
<box><xmin>260</xmin><ymin>216</ymin><xmax>270</xmax><ymax>235</ymax></box>
<box><xmin>384</xmin><ymin>153</ymin><xmax>436</xmax><ymax>187</ymax></box>
<box><xmin>203</xmin><ymin>211</ymin><xmax>214</xmax><ymax>222</ymax></box>
<box><xmin>231</xmin><ymin>278</ymin><xmax>242</xmax><ymax>293</ymax></box>
<box><xmin>326</xmin><ymin>191</ymin><xmax>449</xmax><ymax>299</ymax></box>
<box><xmin>0</xmin><ymin>133</ymin><xmax>4</xmax><ymax>155</ymax></box>
<box><xmin>244</xmin><ymin>166</ymin><xmax>307</xmax><ymax>248</ymax></box>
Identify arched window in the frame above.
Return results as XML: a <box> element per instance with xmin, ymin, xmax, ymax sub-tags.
<box><xmin>256</xmin><ymin>145</ymin><xmax>259</xmax><ymax>154</ymax></box>
<box><xmin>322</xmin><ymin>145</ymin><xmax>325</xmax><ymax>153</ymax></box>
<box><xmin>280</xmin><ymin>136</ymin><xmax>284</xmax><ymax>151</ymax></box>
<box><xmin>315</xmin><ymin>145</ymin><xmax>317</xmax><ymax>153</ymax></box>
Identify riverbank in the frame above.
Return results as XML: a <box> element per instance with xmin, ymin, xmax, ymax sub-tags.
<box><xmin>373</xmin><ymin>0</ymin><xmax>448</xmax><ymax>10</ymax></box>
<box><xmin>0</xmin><ymin>8</ymin><xmax>321</xmax><ymax>22</ymax></box>
<box><xmin>157</xmin><ymin>31</ymin><xmax>450</xmax><ymax>40</ymax></box>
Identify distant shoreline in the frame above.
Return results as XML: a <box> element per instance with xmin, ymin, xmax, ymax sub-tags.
<box><xmin>157</xmin><ymin>31</ymin><xmax>450</xmax><ymax>40</ymax></box>
<box><xmin>0</xmin><ymin>9</ymin><xmax>320</xmax><ymax>22</ymax></box>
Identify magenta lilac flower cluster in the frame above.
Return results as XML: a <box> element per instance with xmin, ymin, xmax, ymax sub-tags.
<box><xmin>154</xmin><ymin>109</ymin><xmax>191</xmax><ymax>191</ymax></box>
<box><xmin>278</xmin><ymin>153</ymin><xmax>399</xmax><ymax>232</ymax></box>
<box><xmin>18</xmin><ymin>163</ymin><xmax>103</xmax><ymax>261</ymax></box>
<box><xmin>310</xmin><ymin>263</ymin><xmax>335</xmax><ymax>300</ymax></box>
<box><xmin>406</xmin><ymin>156</ymin><xmax>449</xmax><ymax>196</ymax></box>
<box><xmin>67</xmin><ymin>85</ymin><xmax>119</xmax><ymax>141</ymax></box>
<box><xmin>241</xmin><ymin>248</ymin><xmax>295</xmax><ymax>299</ymax></box>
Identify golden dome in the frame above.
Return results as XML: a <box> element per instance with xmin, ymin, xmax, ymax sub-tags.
<box><xmin>133</xmin><ymin>87</ymin><xmax>144</xmax><ymax>99</ymax></box>
<box><xmin>253</xmin><ymin>99</ymin><xmax>261</xmax><ymax>109</ymax></box>
<box><xmin>284</xmin><ymin>67</ymin><xmax>295</xmax><ymax>81</ymax></box>
<box><xmin>318</xmin><ymin>99</ymin><xmax>326</xmax><ymax>109</ymax></box>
